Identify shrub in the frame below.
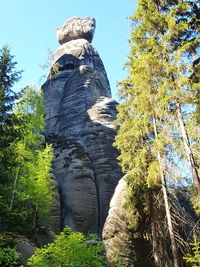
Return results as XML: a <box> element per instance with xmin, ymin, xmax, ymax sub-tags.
<box><xmin>28</xmin><ymin>227</ymin><xmax>104</xmax><ymax>267</ymax></box>
<box><xmin>0</xmin><ymin>247</ymin><xmax>21</xmax><ymax>267</ymax></box>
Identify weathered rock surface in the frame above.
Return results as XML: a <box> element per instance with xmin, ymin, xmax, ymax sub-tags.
<box><xmin>50</xmin><ymin>178</ymin><xmax>61</xmax><ymax>233</ymax></box>
<box><xmin>16</xmin><ymin>239</ymin><xmax>36</xmax><ymax>266</ymax></box>
<box><xmin>103</xmin><ymin>177</ymin><xmax>136</xmax><ymax>266</ymax></box>
<box><xmin>103</xmin><ymin>177</ymin><xmax>153</xmax><ymax>267</ymax></box>
<box><xmin>57</xmin><ymin>17</ymin><xmax>96</xmax><ymax>45</ymax></box>
<box><xmin>43</xmin><ymin>17</ymin><xmax>123</xmax><ymax>235</ymax></box>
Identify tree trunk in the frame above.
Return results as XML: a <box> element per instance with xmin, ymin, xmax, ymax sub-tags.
<box><xmin>153</xmin><ymin>116</ymin><xmax>180</xmax><ymax>267</ymax></box>
<box><xmin>148</xmin><ymin>191</ymin><xmax>161</xmax><ymax>267</ymax></box>
<box><xmin>9</xmin><ymin>166</ymin><xmax>20</xmax><ymax>210</ymax></box>
<box><xmin>32</xmin><ymin>205</ymin><xmax>38</xmax><ymax>230</ymax></box>
<box><xmin>176</xmin><ymin>101</ymin><xmax>200</xmax><ymax>199</ymax></box>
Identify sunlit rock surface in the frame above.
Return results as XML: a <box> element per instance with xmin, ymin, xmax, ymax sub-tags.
<box><xmin>57</xmin><ymin>17</ymin><xmax>96</xmax><ymax>44</ymax></box>
<box><xmin>43</xmin><ymin>16</ymin><xmax>122</xmax><ymax>235</ymax></box>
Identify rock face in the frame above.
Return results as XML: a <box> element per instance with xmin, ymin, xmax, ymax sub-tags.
<box><xmin>103</xmin><ymin>177</ymin><xmax>153</xmax><ymax>267</ymax></box>
<box><xmin>103</xmin><ymin>177</ymin><xmax>136</xmax><ymax>266</ymax></box>
<box><xmin>16</xmin><ymin>239</ymin><xmax>36</xmax><ymax>266</ymax></box>
<box><xmin>43</xmin><ymin>17</ymin><xmax>123</xmax><ymax>235</ymax></box>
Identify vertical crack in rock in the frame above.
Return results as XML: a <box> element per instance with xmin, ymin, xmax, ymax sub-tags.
<box><xmin>84</xmin><ymin>151</ymin><xmax>101</xmax><ymax>233</ymax></box>
<box><xmin>43</xmin><ymin>16</ymin><xmax>123</xmax><ymax>235</ymax></box>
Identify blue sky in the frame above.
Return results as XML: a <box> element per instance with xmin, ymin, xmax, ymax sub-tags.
<box><xmin>0</xmin><ymin>0</ymin><xmax>137</xmax><ymax>99</ymax></box>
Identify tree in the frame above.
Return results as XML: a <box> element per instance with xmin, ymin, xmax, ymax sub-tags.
<box><xmin>115</xmin><ymin>0</ymin><xmax>199</xmax><ymax>265</ymax></box>
<box><xmin>0</xmin><ymin>85</ymin><xmax>54</xmax><ymax>233</ymax></box>
<box><xmin>0</xmin><ymin>45</ymin><xmax>22</xmax><ymax>122</ymax></box>
<box><xmin>153</xmin><ymin>0</ymin><xmax>200</xmax><ymax>202</ymax></box>
<box><xmin>12</xmin><ymin>86</ymin><xmax>54</xmax><ymax>229</ymax></box>
<box><xmin>0</xmin><ymin>45</ymin><xmax>23</xmax><ymax>153</ymax></box>
<box><xmin>0</xmin><ymin>44</ymin><xmax>22</xmax><ymax>177</ymax></box>
<box><xmin>0</xmin><ymin>45</ymin><xmax>24</xmax><ymax>231</ymax></box>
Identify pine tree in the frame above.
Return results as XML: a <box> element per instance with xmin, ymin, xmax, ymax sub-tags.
<box><xmin>115</xmin><ymin>0</ymin><xmax>199</xmax><ymax>265</ymax></box>
<box><xmin>0</xmin><ymin>45</ymin><xmax>23</xmax><ymax>148</ymax></box>
<box><xmin>0</xmin><ymin>45</ymin><xmax>22</xmax><ymax>121</ymax></box>
<box><xmin>159</xmin><ymin>0</ymin><xmax>200</xmax><ymax>203</ymax></box>
<box><xmin>0</xmin><ymin>45</ymin><xmax>23</xmax><ymax>225</ymax></box>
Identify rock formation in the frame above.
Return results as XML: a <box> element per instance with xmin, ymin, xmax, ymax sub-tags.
<box><xmin>57</xmin><ymin>17</ymin><xmax>96</xmax><ymax>44</ymax></box>
<box><xmin>42</xmin><ymin>16</ymin><xmax>123</xmax><ymax>235</ymax></box>
<box><xmin>103</xmin><ymin>177</ymin><xmax>154</xmax><ymax>267</ymax></box>
<box><xmin>103</xmin><ymin>177</ymin><xmax>136</xmax><ymax>266</ymax></box>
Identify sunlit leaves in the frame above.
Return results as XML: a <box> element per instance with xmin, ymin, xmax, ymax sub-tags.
<box><xmin>14</xmin><ymin>86</ymin><xmax>54</xmax><ymax>218</ymax></box>
<box><xmin>28</xmin><ymin>227</ymin><xmax>104</xmax><ymax>267</ymax></box>
<box><xmin>0</xmin><ymin>85</ymin><xmax>54</xmax><ymax>233</ymax></box>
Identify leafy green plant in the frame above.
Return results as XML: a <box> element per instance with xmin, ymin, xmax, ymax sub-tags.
<box><xmin>184</xmin><ymin>236</ymin><xmax>200</xmax><ymax>267</ymax></box>
<box><xmin>191</xmin><ymin>194</ymin><xmax>200</xmax><ymax>215</ymax></box>
<box><xmin>0</xmin><ymin>247</ymin><xmax>21</xmax><ymax>267</ymax></box>
<box><xmin>28</xmin><ymin>227</ymin><xmax>104</xmax><ymax>267</ymax></box>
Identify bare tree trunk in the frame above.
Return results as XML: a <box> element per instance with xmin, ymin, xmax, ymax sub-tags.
<box><xmin>32</xmin><ymin>205</ymin><xmax>38</xmax><ymax>230</ymax></box>
<box><xmin>9</xmin><ymin>166</ymin><xmax>20</xmax><ymax>210</ymax></box>
<box><xmin>148</xmin><ymin>191</ymin><xmax>161</xmax><ymax>267</ymax></box>
<box><xmin>176</xmin><ymin>101</ymin><xmax>200</xmax><ymax>198</ymax></box>
<box><xmin>153</xmin><ymin>116</ymin><xmax>180</xmax><ymax>267</ymax></box>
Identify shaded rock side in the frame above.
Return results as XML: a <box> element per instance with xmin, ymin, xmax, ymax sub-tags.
<box><xmin>103</xmin><ymin>177</ymin><xmax>153</xmax><ymax>267</ymax></box>
<box><xmin>50</xmin><ymin>178</ymin><xmax>61</xmax><ymax>233</ymax></box>
<box><xmin>16</xmin><ymin>240</ymin><xmax>36</xmax><ymax>267</ymax></box>
<box><xmin>43</xmin><ymin>17</ymin><xmax>123</xmax><ymax>235</ymax></box>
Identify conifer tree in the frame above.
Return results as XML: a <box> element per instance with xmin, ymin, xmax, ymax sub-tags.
<box><xmin>0</xmin><ymin>45</ymin><xmax>23</xmax><ymax>228</ymax></box>
<box><xmin>115</xmin><ymin>0</ymin><xmax>199</xmax><ymax>265</ymax></box>
<box><xmin>0</xmin><ymin>45</ymin><xmax>22</xmax><ymax>160</ymax></box>
<box><xmin>0</xmin><ymin>45</ymin><xmax>22</xmax><ymax>122</ymax></box>
<box><xmin>159</xmin><ymin>0</ymin><xmax>200</xmax><ymax>203</ymax></box>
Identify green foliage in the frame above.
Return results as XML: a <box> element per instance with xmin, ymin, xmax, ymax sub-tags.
<box><xmin>0</xmin><ymin>85</ymin><xmax>54</xmax><ymax>234</ymax></box>
<box><xmin>115</xmin><ymin>0</ymin><xmax>200</xmax><ymax>265</ymax></box>
<box><xmin>184</xmin><ymin>236</ymin><xmax>200</xmax><ymax>267</ymax></box>
<box><xmin>28</xmin><ymin>227</ymin><xmax>104</xmax><ymax>267</ymax></box>
<box><xmin>191</xmin><ymin>194</ymin><xmax>200</xmax><ymax>215</ymax></box>
<box><xmin>12</xmin><ymin>86</ymin><xmax>54</xmax><ymax>228</ymax></box>
<box><xmin>0</xmin><ymin>247</ymin><xmax>21</xmax><ymax>267</ymax></box>
<box><xmin>0</xmin><ymin>45</ymin><xmax>22</xmax><ymax>122</ymax></box>
<box><xmin>0</xmin><ymin>45</ymin><xmax>25</xmax><ymax>233</ymax></box>
<box><xmin>0</xmin><ymin>44</ymin><xmax>23</xmax><ymax>186</ymax></box>
<box><xmin>51</xmin><ymin>63</ymin><xmax>61</xmax><ymax>76</ymax></box>
<box><xmin>115</xmin><ymin>0</ymin><xmax>200</xmax><ymax>215</ymax></box>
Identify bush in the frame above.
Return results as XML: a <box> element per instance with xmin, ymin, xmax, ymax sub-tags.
<box><xmin>0</xmin><ymin>247</ymin><xmax>21</xmax><ymax>267</ymax></box>
<box><xmin>28</xmin><ymin>227</ymin><xmax>104</xmax><ymax>267</ymax></box>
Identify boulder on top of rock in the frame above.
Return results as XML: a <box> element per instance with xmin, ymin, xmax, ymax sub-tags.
<box><xmin>57</xmin><ymin>16</ymin><xmax>96</xmax><ymax>45</ymax></box>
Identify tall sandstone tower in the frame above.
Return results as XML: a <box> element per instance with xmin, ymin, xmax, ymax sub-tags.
<box><xmin>42</xmin><ymin>17</ymin><xmax>123</xmax><ymax>235</ymax></box>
